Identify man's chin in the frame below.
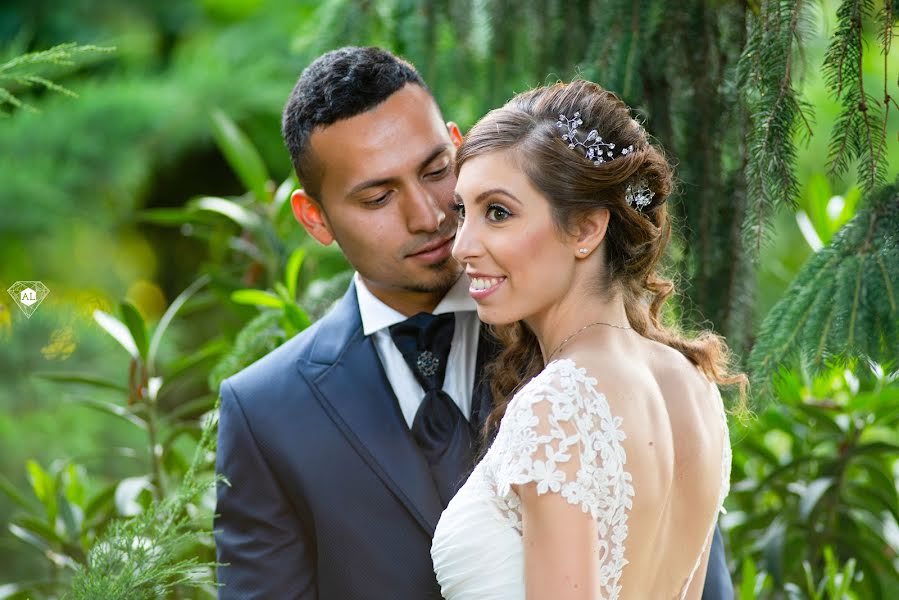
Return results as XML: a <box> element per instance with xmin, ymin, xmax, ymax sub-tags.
<box><xmin>406</xmin><ymin>260</ymin><xmax>462</xmax><ymax>294</ymax></box>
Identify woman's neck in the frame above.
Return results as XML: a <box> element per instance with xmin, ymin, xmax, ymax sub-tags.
<box><xmin>526</xmin><ymin>287</ymin><xmax>631</xmax><ymax>364</ymax></box>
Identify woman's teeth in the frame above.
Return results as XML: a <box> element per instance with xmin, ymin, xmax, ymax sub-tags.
<box><xmin>471</xmin><ymin>277</ymin><xmax>503</xmax><ymax>291</ymax></box>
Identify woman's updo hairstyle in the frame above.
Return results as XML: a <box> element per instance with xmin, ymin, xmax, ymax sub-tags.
<box><xmin>456</xmin><ymin>80</ymin><xmax>747</xmax><ymax>433</ymax></box>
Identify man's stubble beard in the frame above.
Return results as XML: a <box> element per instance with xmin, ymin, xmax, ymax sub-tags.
<box><xmin>403</xmin><ymin>256</ymin><xmax>462</xmax><ymax>295</ymax></box>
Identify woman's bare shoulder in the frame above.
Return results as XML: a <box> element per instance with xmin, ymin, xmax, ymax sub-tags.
<box><xmin>565</xmin><ymin>335</ymin><xmax>717</xmax><ymax>412</ymax></box>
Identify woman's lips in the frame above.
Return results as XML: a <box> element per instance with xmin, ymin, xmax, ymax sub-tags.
<box><xmin>467</xmin><ymin>275</ymin><xmax>506</xmax><ymax>300</ymax></box>
<box><xmin>408</xmin><ymin>236</ymin><xmax>454</xmax><ymax>264</ymax></box>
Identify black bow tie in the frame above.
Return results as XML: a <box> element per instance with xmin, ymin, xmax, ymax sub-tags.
<box><xmin>389</xmin><ymin>312</ymin><xmax>475</xmax><ymax>506</ymax></box>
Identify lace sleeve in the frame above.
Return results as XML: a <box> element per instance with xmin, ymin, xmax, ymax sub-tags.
<box><xmin>488</xmin><ymin>359</ymin><xmax>635</xmax><ymax>595</ymax></box>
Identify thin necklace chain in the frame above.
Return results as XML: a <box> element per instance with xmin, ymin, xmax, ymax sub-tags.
<box><xmin>546</xmin><ymin>321</ymin><xmax>632</xmax><ymax>363</ymax></box>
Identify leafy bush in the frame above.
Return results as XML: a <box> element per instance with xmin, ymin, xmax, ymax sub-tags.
<box><xmin>729</xmin><ymin>364</ymin><xmax>899</xmax><ymax>598</ymax></box>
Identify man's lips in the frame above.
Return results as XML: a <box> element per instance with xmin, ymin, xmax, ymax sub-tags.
<box><xmin>408</xmin><ymin>236</ymin><xmax>455</xmax><ymax>257</ymax></box>
<box><xmin>406</xmin><ymin>235</ymin><xmax>455</xmax><ymax>263</ymax></box>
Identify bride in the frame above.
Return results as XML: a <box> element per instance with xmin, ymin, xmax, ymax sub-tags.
<box><xmin>431</xmin><ymin>79</ymin><xmax>747</xmax><ymax>599</ymax></box>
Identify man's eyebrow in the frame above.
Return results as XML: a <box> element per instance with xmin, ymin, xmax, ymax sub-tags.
<box><xmin>346</xmin><ymin>175</ymin><xmax>396</xmax><ymax>197</ymax></box>
<box><xmin>417</xmin><ymin>143</ymin><xmax>452</xmax><ymax>172</ymax></box>
<box><xmin>346</xmin><ymin>143</ymin><xmax>452</xmax><ymax>197</ymax></box>
<box><xmin>456</xmin><ymin>188</ymin><xmax>521</xmax><ymax>206</ymax></box>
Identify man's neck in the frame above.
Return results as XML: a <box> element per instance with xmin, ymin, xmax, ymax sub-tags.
<box><xmin>360</xmin><ymin>278</ymin><xmax>449</xmax><ymax>317</ymax></box>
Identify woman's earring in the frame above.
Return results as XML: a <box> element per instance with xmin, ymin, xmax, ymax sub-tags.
<box><xmin>578</xmin><ymin>248</ymin><xmax>589</xmax><ymax>255</ymax></box>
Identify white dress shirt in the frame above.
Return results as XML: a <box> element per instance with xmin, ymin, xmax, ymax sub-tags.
<box><xmin>355</xmin><ymin>273</ymin><xmax>480</xmax><ymax>428</ymax></box>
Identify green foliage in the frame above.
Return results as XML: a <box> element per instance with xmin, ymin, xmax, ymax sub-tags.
<box><xmin>823</xmin><ymin>0</ymin><xmax>892</xmax><ymax>192</ymax></box>
<box><xmin>728</xmin><ymin>365</ymin><xmax>899</xmax><ymax>597</ymax></box>
<box><xmin>0</xmin><ymin>460</ymin><xmax>104</xmax><ymax>598</ymax></box>
<box><xmin>749</xmin><ymin>179</ymin><xmax>899</xmax><ymax>398</ymax></box>
<box><xmin>799</xmin><ymin>547</ymin><xmax>858</xmax><ymax>600</ymax></box>
<box><xmin>206</xmin><ymin>310</ymin><xmax>282</xmax><ymax>394</ymax></box>
<box><xmin>139</xmin><ymin>112</ymin><xmax>351</xmax><ymax>391</ymax></box>
<box><xmin>210</xmin><ymin>108</ymin><xmax>272</xmax><ymax>206</ymax></box>
<box><xmin>739</xmin><ymin>0</ymin><xmax>817</xmax><ymax>255</ymax></box>
<box><xmin>65</xmin><ymin>404</ymin><xmax>219</xmax><ymax>600</ymax></box>
<box><xmin>795</xmin><ymin>175</ymin><xmax>862</xmax><ymax>249</ymax></box>
<box><xmin>2</xmin><ymin>276</ymin><xmax>220</xmax><ymax>598</ymax></box>
<box><xmin>0</xmin><ymin>7</ymin><xmax>297</xmax><ymax>238</ymax></box>
<box><xmin>0</xmin><ymin>42</ymin><xmax>113</xmax><ymax>114</ymax></box>
<box><xmin>739</xmin><ymin>545</ymin><xmax>862</xmax><ymax>599</ymax></box>
<box><xmin>741</xmin><ymin>0</ymin><xmax>898</xmax><ymax>261</ymax></box>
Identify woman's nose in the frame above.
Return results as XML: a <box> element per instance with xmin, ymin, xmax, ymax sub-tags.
<box><xmin>451</xmin><ymin>213</ymin><xmax>479</xmax><ymax>264</ymax></box>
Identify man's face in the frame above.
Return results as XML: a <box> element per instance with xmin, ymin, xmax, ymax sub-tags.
<box><xmin>304</xmin><ymin>84</ymin><xmax>462</xmax><ymax>304</ymax></box>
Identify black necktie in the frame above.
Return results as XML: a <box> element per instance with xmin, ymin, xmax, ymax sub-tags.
<box><xmin>389</xmin><ymin>312</ymin><xmax>475</xmax><ymax>506</ymax></box>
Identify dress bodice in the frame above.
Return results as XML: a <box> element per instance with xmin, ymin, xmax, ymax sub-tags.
<box><xmin>430</xmin><ymin>359</ymin><xmax>731</xmax><ymax>600</ymax></box>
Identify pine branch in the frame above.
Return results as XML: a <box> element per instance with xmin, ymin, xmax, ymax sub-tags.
<box><xmin>0</xmin><ymin>43</ymin><xmax>113</xmax><ymax>114</ymax></box>
<box><xmin>875</xmin><ymin>2</ymin><xmax>895</xmax><ymax>168</ymax></box>
<box><xmin>208</xmin><ymin>310</ymin><xmax>283</xmax><ymax>393</ymax></box>
<box><xmin>749</xmin><ymin>179</ymin><xmax>899</xmax><ymax>402</ymax></box>
<box><xmin>66</xmin><ymin>404</ymin><xmax>220</xmax><ymax>600</ymax></box>
<box><xmin>739</xmin><ymin>0</ymin><xmax>815</xmax><ymax>258</ymax></box>
<box><xmin>823</xmin><ymin>0</ymin><xmax>887</xmax><ymax>192</ymax></box>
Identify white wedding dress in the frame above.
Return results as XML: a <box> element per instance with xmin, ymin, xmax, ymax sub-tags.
<box><xmin>431</xmin><ymin>358</ymin><xmax>731</xmax><ymax>599</ymax></box>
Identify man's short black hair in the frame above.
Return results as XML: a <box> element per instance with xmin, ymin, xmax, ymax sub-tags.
<box><xmin>281</xmin><ymin>46</ymin><xmax>430</xmax><ymax>200</ymax></box>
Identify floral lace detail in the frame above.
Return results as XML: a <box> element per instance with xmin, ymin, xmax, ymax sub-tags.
<box><xmin>484</xmin><ymin>359</ymin><xmax>635</xmax><ymax>600</ymax></box>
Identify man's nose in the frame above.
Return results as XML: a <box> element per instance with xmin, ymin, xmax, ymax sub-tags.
<box><xmin>405</xmin><ymin>182</ymin><xmax>445</xmax><ymax>233</ymax></box>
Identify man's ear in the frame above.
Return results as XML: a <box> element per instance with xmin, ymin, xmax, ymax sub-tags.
<box><xmin>291</xmin><ymin>189</ymin><xmax>334</xmax><ymax>246</ymax></box>
<box><xmin>446</xmin><ymin>121</ymin><xmax>463</xmax><ymax>148</ymax></box>
<box><xmin>574</xmin><ymin>207</ymin><xmax>611</xmax><ymax>258</ymax></box>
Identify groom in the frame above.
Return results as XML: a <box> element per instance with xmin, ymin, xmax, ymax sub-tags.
<box><xmin>214</xmin><ymin>46</ymin><xmax>733</xmax><ymax>599</ymax></box>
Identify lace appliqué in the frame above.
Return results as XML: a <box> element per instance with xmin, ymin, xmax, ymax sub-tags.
<box><xmin>486</xmin><ymin>359</ymin><xmax>635</xmax><ymax>600</ymax></box>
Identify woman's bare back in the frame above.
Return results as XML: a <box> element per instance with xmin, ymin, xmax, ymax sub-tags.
<box><xmin>567</xmin><ymin>333</ymin><xmax>730</xmax><ymax>599</ymax></box>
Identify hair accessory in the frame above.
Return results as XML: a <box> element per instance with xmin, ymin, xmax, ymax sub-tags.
<box><xmin>625</xmin><ymin>179</ymin><xmax>655</xmax><ymax>211</ymax></box>
<box><xmin>556</xmin><ymin>112</ymin><xmax>655</xmax><ymax>212</ymax></box>
<box><xmin>556</xmin><ymin>112</ymin><xmax>634</xmax><ymax>165</ymax></box>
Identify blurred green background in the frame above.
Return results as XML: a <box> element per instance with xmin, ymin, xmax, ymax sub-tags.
<box><xmin>1</xmin><ymin>1</ymin><xmax>897</xmax><ymax>598</ymax></box>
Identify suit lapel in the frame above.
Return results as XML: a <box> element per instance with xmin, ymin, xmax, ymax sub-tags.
<box><xmin>299</xmin><ymin>284</ymin><xmax>443</xmax><ymax>535</ymax></box>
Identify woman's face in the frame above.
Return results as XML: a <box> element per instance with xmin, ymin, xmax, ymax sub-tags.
<box><xmin>452</xmin><ymin>150</ymin><xmax>578</xmax><ymax>325</ymax></box>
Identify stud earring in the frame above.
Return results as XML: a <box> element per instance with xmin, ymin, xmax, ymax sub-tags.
<box><xmin>578</xmin><ymin>248</ymin><xmax>589</xmax><ymax>255</ymax></box>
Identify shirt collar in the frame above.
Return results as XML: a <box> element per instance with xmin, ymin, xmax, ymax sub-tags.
<box><xmin>355</xmin><ymin>272</ymin><xmax>476</xmax><ymax>336</ymax></box>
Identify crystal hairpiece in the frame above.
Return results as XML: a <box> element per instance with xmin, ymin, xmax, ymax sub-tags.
<box><xmin>556</xmin><ymin>111</ymin><xmax>654</xmax><ymax>212</ymax></box>
<box><xmin>625</xmin><ymin>179</ymin><xmax>655</xmax><ymax>210</ymax></box>
<box><xmin>556</xmin><ymin>112</ymin><xmax>633</xmax><ymax>165</ymax></box>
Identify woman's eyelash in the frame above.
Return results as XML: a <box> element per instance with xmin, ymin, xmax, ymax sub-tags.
<box><xmin>486</xmin><ymin>203</ymin><xmax>511</xmax><ymax>221</ymax></box>
<box><xmin>450</xmin><ymin>202</ymin><xmax>465</xmax><ymax>213</ymax></box>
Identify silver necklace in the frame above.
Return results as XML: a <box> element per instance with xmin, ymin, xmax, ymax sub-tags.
<box><xmin>546</xmin><ymin>321</ymin><xmax>632</xmax><ymax>363</ymax></box>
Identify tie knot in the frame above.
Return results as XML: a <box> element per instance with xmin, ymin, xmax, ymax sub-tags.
<box><xmin>389</xmin><ymin>312</ymin><xmax>455</xmax><ymax>392</ymax></box>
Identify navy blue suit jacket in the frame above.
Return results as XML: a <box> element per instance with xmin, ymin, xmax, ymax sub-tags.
<box><xmin>214</xmin><ymin>282</ymin><xmax>733</xmax><ymax>599</ymax></box>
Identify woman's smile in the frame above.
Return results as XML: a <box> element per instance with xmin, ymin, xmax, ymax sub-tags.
<box><xmin>465</xmin><ymin>272</ymin><xmax>507</xmax><ymax>300</ymax></box>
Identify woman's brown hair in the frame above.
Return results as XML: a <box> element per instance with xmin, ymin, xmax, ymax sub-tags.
<box><xmin>456</xmin><ymin>80</ymin><xmax>749</xmax><ymax>434</ymax></box>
